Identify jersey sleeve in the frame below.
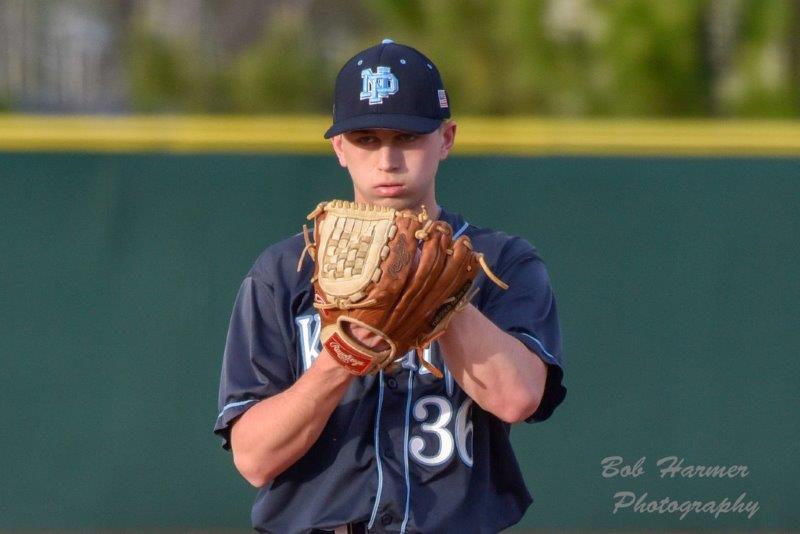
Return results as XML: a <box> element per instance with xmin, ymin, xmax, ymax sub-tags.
<box><xmin>213</xmin><ymin>275</ymin><xmax>295</xmax><ymax>450</ymax></box>
<box><xmin>479</xmin><ymin>237</ymin><xmax>566</xmax><ymax>423</ymax></box>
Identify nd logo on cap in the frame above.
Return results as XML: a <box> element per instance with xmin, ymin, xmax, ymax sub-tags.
<box><xmin>323</xmin><ymin>39</ymin><xmax>449</xmax><ymax>139</ymax></box>
<box><xmin>360</xmin><ymin>66</ymin><xmax>398</xmax><ymax>105</ymax></box>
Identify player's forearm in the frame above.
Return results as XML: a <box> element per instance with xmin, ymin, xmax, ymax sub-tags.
<box><xmin>230</xmin><ymin>351</ymin><xmax>354</xmax><ymax>487</ymax></box>
<box><xmin>437</xmin><ymin>304</ymin><xmax>547</xmax><ymax>423</ymax></box>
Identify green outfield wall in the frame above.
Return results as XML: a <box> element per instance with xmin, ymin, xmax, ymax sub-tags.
<box><xmin>1</xmin><ymin>153</ymin><xmax>798</xmax><ymax>530</ymax></box>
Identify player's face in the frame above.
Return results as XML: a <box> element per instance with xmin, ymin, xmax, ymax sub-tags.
<box><xmin>331</xmin><ymin>121</ymin><xmax>456</xmax><ymax>213</ymax></box>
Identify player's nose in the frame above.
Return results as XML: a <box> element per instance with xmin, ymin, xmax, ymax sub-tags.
<box><xmin>376</xmin><ymin>144</ymin><xmax>401</xmax><ymax>172</ymax></box>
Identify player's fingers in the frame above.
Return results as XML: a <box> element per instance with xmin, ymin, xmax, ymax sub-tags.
<box><xmin>345</xmin><ymin>322</ymin><xmax>391</xmax><ymax>352</ymax></box>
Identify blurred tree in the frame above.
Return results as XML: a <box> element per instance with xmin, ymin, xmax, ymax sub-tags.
<box><xmin>791</xmin><ymin>0</ymin><xmax>800</xmax><ymax>111</ymax></box>
<box><xmin>599</xmin><ymin>0</ymin><xmax>710</xmax><ymax>116</ymax></box>
<box><xmin>230</xmin><ymin>2</ymin><xmax>328</xmax><ymax>113</ymax></box>
<box><xmin>127</xmin><ymin>28</ymin><xmax>189</xmax><ymax>112</ymax></box>
<box><xmin>0</xmin><ymin>0</ymin><xmax>798</xmax><ymax>117</ymax></box>
<box><xmin>729</xmin><ymin>0</ymin><xmax>797</xmax><ymax>116</ymax></box>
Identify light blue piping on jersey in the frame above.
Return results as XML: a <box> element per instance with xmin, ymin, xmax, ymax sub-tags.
<box><xmin>400</xmin><ymin>369</ymin><xmax>415</xmax><ymax>534</ymax></box>
<box><xmin>520</xmin><ymin>332</ymin><xmax>558</xmax><ymax>366</ymax></box>
<box><xmin>216</xmin><ymin>399</ymin><xmax>259</xmax><ymax>420</ymax></box>
<box><xmin>401</xmin><ymin>217</ymin><xmax>466</xmax><ymax>532</ymax></box>
<box><xmin>367</xmin><ymin>372</ymin><xmax>386</xmax><ymax>530</ymax></box>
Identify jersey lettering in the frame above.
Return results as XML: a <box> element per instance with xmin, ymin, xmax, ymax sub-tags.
<box><xmin>399</xmin><ymin>349</ymin><xmax>418</xmax><ymax>371</ymax></box>
<box><xmin>295</xmin><ymin>313</ymin><xmax>321</xmax><ymax>371</ymax></box>
<box><xmin>297</xmin><ymin>314</ymin><xmax>458</xmax><ymax>387</ymax></box>
<box><xmin>410</xmin><ymin>396</ymin><xmax>453</xmax><ymax>466</ymax></box>
<box><xmin>455</xmin><ymin>398</ymin><xmax>474</xmax><ymax>466</ymax></box>
<box><xmin>409</xmin><ymin>396</ymin><xmax>474</xmax><ymax>468</ymax></box>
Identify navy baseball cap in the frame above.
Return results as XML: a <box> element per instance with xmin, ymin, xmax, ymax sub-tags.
<box><xmin>324</xmin><ymin>39</ymin><xmax>451</xmax><ymax>139</ymax></box>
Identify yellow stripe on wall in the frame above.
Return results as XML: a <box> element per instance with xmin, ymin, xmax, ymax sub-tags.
<box><xmin>0</xmin><ymin>114</ymin><xmax>799</xmax><ymax>156</ymax></box>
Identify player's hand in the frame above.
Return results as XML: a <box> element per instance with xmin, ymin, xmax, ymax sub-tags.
<box><xmin>345</xmin><ymin>323</ymin><xmax>390</xmax><ymax>352</ymax></box>
<box><xmin>300</xmin><ymin>199</ymin><xmax>507</xmax><ymax>378</ymax></box>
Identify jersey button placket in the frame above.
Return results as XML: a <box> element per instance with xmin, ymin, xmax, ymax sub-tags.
<box><xmin>380</xmin><ymin>513</ymin><xmax>393</xmax><ymax>526</ymax></box>
<box><xmin>386</xmin><ymin>376</ymin><xmax>398</xmax><ymax>389</ymax></box>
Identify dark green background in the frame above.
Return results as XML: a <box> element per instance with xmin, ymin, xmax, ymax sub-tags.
<box><xmin>1</xmin><ymin>153</ymin><xmax>798</xmax><ymax>530</ymax></box>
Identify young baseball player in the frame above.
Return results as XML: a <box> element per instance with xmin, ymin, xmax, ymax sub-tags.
<box><xmin>215</xmin><ymin>39</ymin><xmax>566</xmax><ymax>534</ymax></box>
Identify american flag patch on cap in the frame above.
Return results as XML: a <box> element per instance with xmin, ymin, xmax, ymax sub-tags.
<box><xmin>438</xmin><ymin>89</ymin><xmax>448</xmax><ymax>108</ymax></box>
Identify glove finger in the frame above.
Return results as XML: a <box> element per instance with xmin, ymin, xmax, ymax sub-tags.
<box><xmin>383</xmin><ymin>220</ymin><xmax>452</xmax><ymax>337</ymax></box>
<box><xmin>395</xmin><ymin>234</ymin><xmax>476</xmax><ymax>343</ymax></box>
<box><xmin>370</xmin><ymin>210</ymin><xmax>424</xmax><ymax>323</ymax></box>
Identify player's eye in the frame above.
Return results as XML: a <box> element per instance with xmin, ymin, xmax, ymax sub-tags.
<box><xmin>355</xmin><ymin>135</ymin><xmax>378</xmax><ymax>145</ymax></box>
<box><xmin>396</xmin><ymin>133</ymin><xmax>418</xmax><ymax>143</ymax></box>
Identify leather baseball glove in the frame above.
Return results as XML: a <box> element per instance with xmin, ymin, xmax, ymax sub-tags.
<box><xmin>297</xmin><ymin>200</ymin><xmax>507</xmax><ymax>378</ymax></box>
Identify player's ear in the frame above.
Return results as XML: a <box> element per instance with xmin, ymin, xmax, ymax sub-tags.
<box><xmin>439</xmin><ymin>120</ymin><xmax>456</xmax><ymax>161</ymax></box>
<box><xmin>331</xmin><ymin>135</ymin><xmax>348</xmax><ymax>168</ymax></box>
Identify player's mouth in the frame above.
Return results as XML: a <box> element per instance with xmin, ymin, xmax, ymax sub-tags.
<box><xmin>374</xmin><ymin>184</ymin><xmax>405</xmax><ymax>197</ymax></box>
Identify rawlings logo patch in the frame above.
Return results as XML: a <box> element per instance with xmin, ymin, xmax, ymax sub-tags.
<box><xmin>325</xmin><ymin>332</ymin><xmax>372</xmax><ymax>375</ymax></box>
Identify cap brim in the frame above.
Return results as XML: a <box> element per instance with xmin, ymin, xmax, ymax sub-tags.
<box><xmin>324</xmin><ymin>114</ymin><xmax>443</xmax><ymax>139</ymax></box>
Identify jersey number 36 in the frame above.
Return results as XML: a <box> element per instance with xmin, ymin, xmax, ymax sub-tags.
<box><xmin>410</xmin><ymin>396</ymin><xmax>474</xmax><ymax>467</ymax></box>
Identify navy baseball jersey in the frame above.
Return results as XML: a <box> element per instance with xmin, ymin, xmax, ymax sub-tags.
<box><xmin>214</xmin><ymin>207</ymin><xmax>566</xmax><ymax>534</ymax></box>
